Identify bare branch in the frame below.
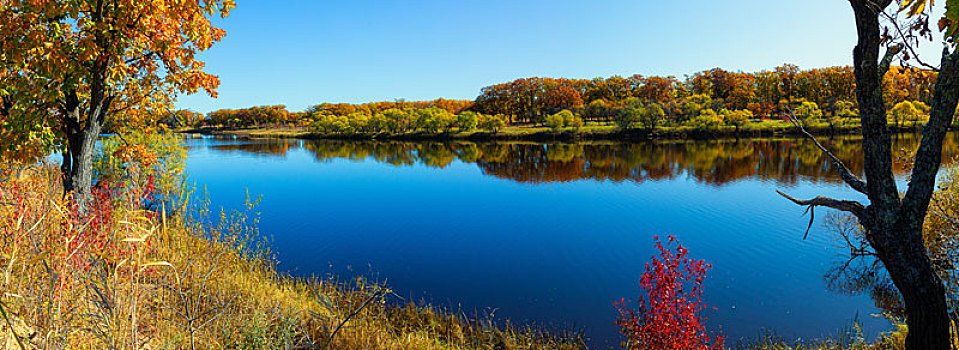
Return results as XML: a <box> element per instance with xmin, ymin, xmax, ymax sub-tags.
<box><xmin>858</xmin><ymin>0</ymin><xmax>896</xmax><ymax>16</ymax></box>
<box><xmin>0</xmin><ymin>299</ymin><xmax>27</xmax><ymax>350</ymax></box>
<box><xmin>325</xmin><ymin>287</ymin><xmax>385</xmax><ymax>348</ymax></box>
<box><xmin>784</xmin><ymin>108</ymin><xmax>869</xmax><ymax>194</ymax></box>
<box><xmin>778</xmin><ymin>191</ymin><xmax>867</xmax><ymax>216</ymax></box>
<box><xmin>777</xmin><ymin>190</ymin><xmax>867</xmax><ymax>239</ymax></box>
<box><xmin>879</xmin><ymin>11</ymin><xmax>941</xmax><ymax>72</ymax></box>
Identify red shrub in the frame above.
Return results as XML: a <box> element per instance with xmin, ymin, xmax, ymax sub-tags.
<box><xmin>60</xmin><ymin>175</ymin><xmax>160</xmax><ymax>271</ymax></box>
<box><xmin>615</xmin><ymin>235</ymin><xmax>724</xmax><ymax>350</ymax></box>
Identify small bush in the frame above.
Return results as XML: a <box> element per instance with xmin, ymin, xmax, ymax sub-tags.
<box><xmin>685</xmin><ymin>109</ymin><xmax>725</xmax><ymax>129</ymax></box>
<box><xmin>794</xmin><ymin>101</ymin><xmax>823</xmax><ymax>125</ymax></box>
<box><xmin>615</xmin><ymin>236</ymin><xmax>724</xmax><ymax>350</ymax></box>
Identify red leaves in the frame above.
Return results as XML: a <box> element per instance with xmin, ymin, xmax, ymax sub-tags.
<box><xmin>615</xmin><ymin>235</ymin><xmax>724</xmax><ymax>350</ymax></box>
<box><xmin>59</xmin><ymin>175</ymin><xmax>160</xmax><ymax>273</ymax></box>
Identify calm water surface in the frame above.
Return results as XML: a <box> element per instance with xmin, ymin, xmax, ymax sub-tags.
<box><xmin>182</xmin><ymin>133</ymin><xmax>959</xmax><ymax>347</ymax></box>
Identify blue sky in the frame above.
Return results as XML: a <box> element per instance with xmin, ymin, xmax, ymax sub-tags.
<box><xmin>176</xmin><ymin>0</ymin><xmax>947</xmax><ymax>113</ymax></box>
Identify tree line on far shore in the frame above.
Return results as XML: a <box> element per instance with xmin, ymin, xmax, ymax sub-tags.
<box><xmin>164</xmin><ymin>64</ymin><xmax>948</xmax><ymax>134</ymax></box>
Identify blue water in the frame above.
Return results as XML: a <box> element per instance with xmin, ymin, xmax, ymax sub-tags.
<box><xmin>181</xmin><ymin>134</ymin><xmax>958</xmax><ymax>347</ymax></box>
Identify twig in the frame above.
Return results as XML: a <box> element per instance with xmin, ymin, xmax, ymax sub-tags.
<box><xmin>323</xmin><ymin>288</ymin><xmax>384</xmax><ymax>349</ymax></box>
<box><xmin>0</xmin><ymin>298</ymin><xmax>27</xmax><ymax>350</ymax></box>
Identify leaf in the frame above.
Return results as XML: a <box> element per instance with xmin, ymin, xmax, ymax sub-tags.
<box><xmin>947</xmin><ymin>0</ymin><xmax>959</xmax><ymax>39</ymax></box>
<box><xmin>911</xmin><ymin>0</ymin><xmax>928</xmax><ymax>15</ymax></box>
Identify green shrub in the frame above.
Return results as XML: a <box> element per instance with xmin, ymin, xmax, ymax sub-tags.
<box><xmin>437</xmin><ymin>110</ymin><xmax>457</xmax><ymax>134</ymax></box>
<box><xmin>563</xmin><ymin>111</ymin><xmax>583</xmax><ymax>130</ymax></box>
<box><xmin>383</xmin><ymin>108</ymin><xmax>414</xmax><ymax>133</ymax></box>
<box><xmin>545</xmin><ymin>113</ymin><xmax>566</xmax><ymax>131</ymax></box>
<box><xmin>725</xmin><ymin>109</ymin><xmax>752</xmax><ymax>131</ymax></box>
<box><xmin>347</xmin><ymin>112</ymin><xmax>370</xmax><ymax>133</ymax></box>
<box><xmin>640</xmin><ymin>103</ymin><xmax>666</xmax><ymax>130</ymax></box>
<box><xmin>614</xmin><ymin>104</ymin><xmax>642</xmax><ymax>131</ymax></box>
<box><xmin>312</xmin><ymin>114</ymin><xmax>353</xmax><ymax>134</ymax></box>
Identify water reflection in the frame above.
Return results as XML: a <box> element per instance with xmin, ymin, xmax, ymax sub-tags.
<box><xmin>212</xmin><ymin>132</ymin><xmax>959</xmax><ymax>186</ymax></box>
<box><xmin>210</xmin><ymin>141</ymin><xmax>297</xmax><ymax>158</ymax></box>
<box><xmin>825</xmin><ymin>256</ymin><xmax>905</xmax><ymax>318</ymax></box>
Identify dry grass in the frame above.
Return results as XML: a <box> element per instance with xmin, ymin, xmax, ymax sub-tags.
<box><xmin>0</xmin><ymin>163</ymin><xmax>584</xmax><ymax>350</ymax></box>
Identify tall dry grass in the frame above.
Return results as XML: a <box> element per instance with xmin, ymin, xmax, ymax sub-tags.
<box><xmin>0</xmin><ymin>158</ymin><xmax>584</xmax><ymax>350</ymax></box>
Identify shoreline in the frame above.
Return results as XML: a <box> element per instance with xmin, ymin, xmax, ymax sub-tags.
<box><xmin>176</xmin><ymin>123</ymin><xmax>947</xmax><ymax>142</ymax></box>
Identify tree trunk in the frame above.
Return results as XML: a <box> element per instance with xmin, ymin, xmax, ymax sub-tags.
<box><xmin>844</xmin><ymin>1</ymin><xmax>957</xmax><ymax>348</ymax></box>
<box><xmin>60</xmin><ymin>86</ymin><xmax>111</xmax><ymax>214</ymax></box>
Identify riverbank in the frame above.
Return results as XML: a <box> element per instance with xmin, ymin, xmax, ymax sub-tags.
<box><xmin>177</xmin><ymin>120</ymin><xmax>943</xmax><ymax>142</ymax></box>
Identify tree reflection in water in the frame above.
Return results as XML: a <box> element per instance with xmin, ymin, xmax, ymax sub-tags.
<box><xmin>210</xmin><ymin>132</ymin><xmax>958</xmax><ymax>187</ymax></box>
<box><xmin>824</xmin><ymin>164</ymin><xmax>959</xmax><ymax>322</ymax></box>
<box><xmin>823</xmin><ymin>213</ymin><xmax>906</xmax><ymax>319</ymax></box>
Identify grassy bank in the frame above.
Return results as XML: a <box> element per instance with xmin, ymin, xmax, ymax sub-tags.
<box><xmin>178</xmin><ymin>120</ymin><xmax>942</xmax><ymax>142</ymax></box>
<box><xmin>0</xmin><ymin>163</ymin><xmax>584</xmax><ymax>349</ymax></box>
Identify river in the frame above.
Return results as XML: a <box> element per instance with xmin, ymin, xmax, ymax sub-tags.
<box><xmin>181</xmin><ymin>132</ymin><xmax>959</xmax><ymax>347</ymax></box>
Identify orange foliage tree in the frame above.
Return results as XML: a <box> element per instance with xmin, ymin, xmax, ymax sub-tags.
<box><xmin>0</xmin><ymin>0</ymin><xmax>234</xmax><ymax>212</ymax></box>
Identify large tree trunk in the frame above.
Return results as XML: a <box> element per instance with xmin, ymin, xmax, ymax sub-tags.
<box><xmin>785</xmin><ymin>4</ymin><xmax>959</xmax><ymax>345</ymax></box>
<box><xmin>60</xmin><ymin>86</ymin><xmax>111</xmax><ymax>214</ymax></box>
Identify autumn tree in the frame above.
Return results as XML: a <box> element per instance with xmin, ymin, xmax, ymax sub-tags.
<box><xmin>635</xmin><ymin>76</ymin><xmax>681</xmax><ymax>106</ymax></box>
<box><xmin>456</xmin><ymin>111</ymin><xmax>479</xmax><ymax>131</ymax></box>
<box><xmin>890</xmin><ymin>100</ymin><xmax>921</xmax><ymax>128</ymax></box>
<box><xmin>778</xmin><ymin>1</ymin><xmax>959</xmax><ymax>348</ymax></box>
<box><xmin>640</xmin><ymin>103</ymin><xmax>667</xmax><ymax>130</ymax></box>
<box><xmin>0</xmin><ymin>0</ymin><xmax>234</xmax><ymax>212</ymax></box>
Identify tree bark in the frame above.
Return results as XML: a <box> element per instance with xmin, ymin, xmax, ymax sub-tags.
<box><xmin>872</xmin><ymin>224</ymin><xmax>951</xmax><ymax>350</ymax></box>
